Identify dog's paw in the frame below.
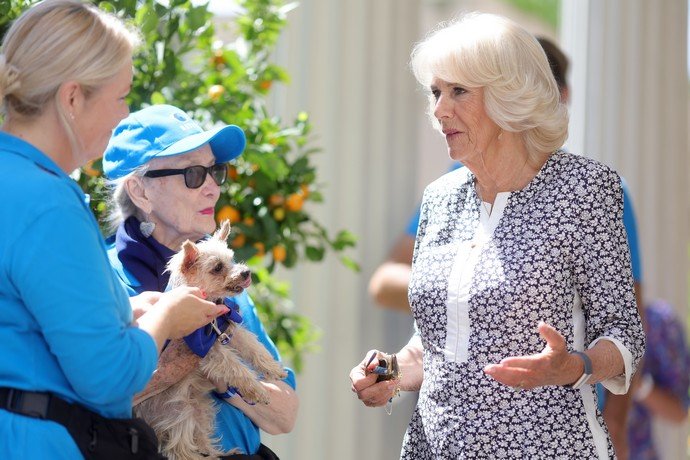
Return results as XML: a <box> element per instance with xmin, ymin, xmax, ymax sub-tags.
<box><xmin>237</xmin><ymin>383</ymin><xmax>270</xmax><ymax>405</ymax></box>
<box><xmin>256</xmin><ymin>359</ymin><xmax>288</xmax><ymax>381</ymax></box>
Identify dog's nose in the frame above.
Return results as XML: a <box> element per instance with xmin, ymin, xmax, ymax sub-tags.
<box><xmin>241</xmin><ymin>270</ymin><xmax>251</xmax><ymax>280</ymax></box>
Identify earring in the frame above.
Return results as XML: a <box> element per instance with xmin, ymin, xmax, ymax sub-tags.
<box><xmin>140</xmin><ymin>220</ymin><xmax>155</xmax><ymax>238</ymax></box>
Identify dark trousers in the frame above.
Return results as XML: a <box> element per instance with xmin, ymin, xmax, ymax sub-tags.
<box><xmin>220</xmin><ymin>443</ymin><xmax>280</xmax><ymax>460</ymax></box>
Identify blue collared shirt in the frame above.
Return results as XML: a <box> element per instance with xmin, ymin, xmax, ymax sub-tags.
<box><xmin>0</xmin><ymin>132</ymin><xmax>158</xmax><ymax>459</ymax></box>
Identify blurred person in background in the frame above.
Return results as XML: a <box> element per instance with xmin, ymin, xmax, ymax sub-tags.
<box><xmin>628</xmin><ymin>299</ymin><xmax>689</xmax><ymax>460</ymax></box>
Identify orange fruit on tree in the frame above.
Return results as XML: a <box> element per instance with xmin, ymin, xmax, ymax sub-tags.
<box><xmin>272</xmin><ymin>245</ymin><xmax>287</xmax><ymax>263</ymax></box>
<box><xmin>216</xmin><ymin>205</ymin><xmax>240</xmax><ymax>223</ymax></box>
<box><xmin>269</xmin><ymin>194</ymin><xmax>284</xmax><ymax>207</ymax></box>
<box><xmin>211</xmin><ymin>49</ymin><xmax>226</xmax><ymax>67</ymax></box>
<box><xmin>207</xmin><ymin>84</ymin><xmax>225</xmax><ymax>102</ymax></box>
<box><xmin>227</xmin><ymin>165</ymin><xmax>238</xmax><ymax>181</ymax></box>
<box><xmin>253</xmin><ymin>242</ymin><xmax>265</xmax><ymax>257</ymax></box>
<box><xmin>285</xmin><ymin>193</ymin><xmax>304</xmax><ymax>212</ymax></box>
<box><xmin>243</xmin><ymin>216</ymin><xmax>255</xmax><ymax>226</ymax></box>
<box><xmin>300</xmin><ymin>183</ymin><xmax>310</xmax><ymax>198</ymax></box>
<box><xmin>82</xmin><ymin>160</ymin><xmax>100</xmax><ymax>178</ymax></box>
<box><xmin>231</xmin><ymin>234</ymin><xmax>246</xmax><ymax>248</ymax></box>
<box><xmin>272</xmin><ymin>207</ymin><xmax>286</xmax><ymax>221</ymax></box>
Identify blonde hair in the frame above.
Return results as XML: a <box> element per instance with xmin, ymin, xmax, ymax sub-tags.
<box><xmin>411</xmin><ymin>12</ymin><xmax>568</xmax><ymax>159</ymax></box>
<box><xmin>0</xmin><ymin>0</ymin><xmax>140</xmax><ymax>122</ymax></box>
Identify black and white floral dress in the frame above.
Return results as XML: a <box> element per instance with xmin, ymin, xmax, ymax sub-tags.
<box><xmin>403</xmin><ymin>151</ymin><xmax>645</xmax><ymax>459</ymax></box>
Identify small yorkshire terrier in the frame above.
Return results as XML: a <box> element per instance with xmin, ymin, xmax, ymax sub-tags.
<box><xmin>134</xmin><ymin>220</ymin><xmax>287</xmax><ymax>460</ymax></box>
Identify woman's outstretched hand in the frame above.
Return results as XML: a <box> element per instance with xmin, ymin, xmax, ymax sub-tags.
<box><xmin>483</xmin><ymin>322</ymin><xmax>582</xmax><ymax>390</ymax></box>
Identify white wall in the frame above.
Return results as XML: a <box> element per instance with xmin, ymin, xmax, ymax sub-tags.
<box><xmin>263</xmin><ymin>2</ymin><xmax>424</xmax><ymax>458</ymax></box>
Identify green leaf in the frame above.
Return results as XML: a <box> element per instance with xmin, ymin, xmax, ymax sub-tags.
<box><xmin>339</xmin><ymin>255</ymin><xmax>361</xmax><ymax>272</ymax></box>
<box><xmin>305</xmin><ymin>246</ymin><xmax>325</xmax><ymax>261</ymax></box>
<box><xmin>150</xmin><ymin>91</ymin><xmax>166</xmax><ymax>104</ymax></box>
<box><xmin>332</xmin><ymin>230</ymin><xmax>358</xmax><ymax>250</ymax></box>
<box><xmin>187</xmin><ymin>4</ymin><xmax>209</xmax><ymax>31</ymax></box>
<box><xmin>135</xmin><ymin>4</ymin><xmax>158</xmax><ymax>35</ymax></box>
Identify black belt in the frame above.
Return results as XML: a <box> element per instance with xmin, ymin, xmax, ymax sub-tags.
<box><xmin>220</xmin><ymin>454</ymin><xmax>263</xmax><ymax>460</ymax></box>
<box><xmin>0</xmin><ymin>386</ymin><xmax>164</xmax><ymax>459</ymax></box>
<box><xmin>0</xmin><ymin>386</ymin><xmax>74</xmax><ymax>424</ymax></box>
<box><xmin>220</xmin><ymin>443</ymin><xmax>279</xmax><ymax>460</ymax></box>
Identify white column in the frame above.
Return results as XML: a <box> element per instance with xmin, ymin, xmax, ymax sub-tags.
<box><xmin>264</xmin><ymin>1</ymin><xmax>424</xmax><ymax>459</ymax></box>
<box><xmin>561</xmin><ymin>1</ymin><xmax>689</xmax><ymax>458</ymax></box>
<box><xmin>562</xmin><ymin>0</ymin><xmax>689</xmax><ymax>312</ymax></box>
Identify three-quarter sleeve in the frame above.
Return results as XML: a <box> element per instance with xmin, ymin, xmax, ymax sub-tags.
<box><xmin>572</xmin><ymin>166</ymin><xmax>645</xmax><ymax>393</ymax></box>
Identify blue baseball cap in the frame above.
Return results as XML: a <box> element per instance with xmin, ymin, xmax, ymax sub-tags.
<box><xmin>103</xmin><ymin>104</ymin><xmax>246</xmax><ymax>179</ymax></box>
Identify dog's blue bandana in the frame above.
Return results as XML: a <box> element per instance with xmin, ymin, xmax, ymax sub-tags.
<box><xmin>183</xmin><ymin>297</ymin><xmax>243</xmax><ymax>357</ymax></box>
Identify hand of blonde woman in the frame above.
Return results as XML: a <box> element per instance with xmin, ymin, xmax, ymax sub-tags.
<box><xmin>130</xmin><ymin>291</ymin><xmax>162</xmax><ymax>321</ymax></box>
<box><xmin>483</xmin><ymin>322</ymin><xmax>583</xmax><ymax>390</ymax></box>
<box><xmin>349</xmin><ymin>350</ymin><xmax>399</xmax><ymax>407</ymax></box>
<box><xmin>137</xmin><ymin>286</ymin><xmax>228</xmax><ymax>352</ymax></box>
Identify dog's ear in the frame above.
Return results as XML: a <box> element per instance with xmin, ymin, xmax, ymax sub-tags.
<box><xmin>181</xmin><ymin>240</ymin><xmax>200</xmax><ymax>272</ymax></box>
<box><xmin>214</xmin><ymin>219</ymin><xmax>232</xmax><ymax>242</ymax></box>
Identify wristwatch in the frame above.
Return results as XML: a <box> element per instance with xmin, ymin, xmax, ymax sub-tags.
<box><xmin>568</xmin><ymin>351</ymin><xmax>592</xmax><ymax>389</ymax></box>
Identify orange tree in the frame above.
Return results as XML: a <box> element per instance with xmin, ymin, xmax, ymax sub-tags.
<box><xmin>2</xmin><ymin>0</ymin><xmax>357</xmax><ymax>372</ymax></box>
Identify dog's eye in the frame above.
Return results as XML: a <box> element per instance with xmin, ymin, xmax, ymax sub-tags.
<box><xmin>213</xmin><ymin>262</ymin><xmax>224</xmax><ymax>274</ymax></box>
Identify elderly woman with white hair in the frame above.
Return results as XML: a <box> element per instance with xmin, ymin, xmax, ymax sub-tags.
<box><xmin>350</xmin><ymin>12</ymin><xmax>644</xmax><ymax>459</ymax></box>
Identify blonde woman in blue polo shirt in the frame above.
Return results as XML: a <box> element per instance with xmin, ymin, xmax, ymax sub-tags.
<box><xmin>0</xmin><ymin>2</ymin><xmax>228</xmax><ymax>458</ymax></box>
<box><xmin>102</xmin><ymin>104</ymin><xmax>298</xmax><ymax>460</ymax></box>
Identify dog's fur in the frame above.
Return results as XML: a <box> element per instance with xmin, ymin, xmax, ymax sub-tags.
<box><xmin>134</xmin><ymin>220</ymin><xmax>287</xmax><ymax>459</ymax></box>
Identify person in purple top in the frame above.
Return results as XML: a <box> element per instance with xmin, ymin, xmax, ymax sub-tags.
<box><xmin>628</xmin><ymin>300</ymin><xmax>689</xmax><ymax>459</ymax></box>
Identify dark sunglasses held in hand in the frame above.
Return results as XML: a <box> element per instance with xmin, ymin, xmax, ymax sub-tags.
<box><xmin>144</xmin><ymin>164</ymin><xmax>228</xmax><ymax>189</ymax></box>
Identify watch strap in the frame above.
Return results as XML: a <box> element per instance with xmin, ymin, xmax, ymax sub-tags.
<box><xmin>569</xmin><ymin>351</ymin><xmax>593</xmax><ymax>389</ymax></box>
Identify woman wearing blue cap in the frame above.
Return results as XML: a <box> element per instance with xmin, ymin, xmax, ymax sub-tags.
<box><xmin>103</xmin><ymin>104</ymin><xmax>298</xmax><ymax>460</ymax></box>
<box><xmin>0</xmin><ymin>2</ymin><xmax>228</xmax><ymax>459</ymax></box>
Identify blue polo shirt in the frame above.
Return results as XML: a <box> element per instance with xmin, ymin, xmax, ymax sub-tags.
<box><xmin>107</xmin><ymin>242</ymin><xmax>296</xmax><ymax>455</ymax></box>
<box><xmin>0</xmin><ymin>132</ymin><xmax>158</xmax><ymax>459</ymax></box>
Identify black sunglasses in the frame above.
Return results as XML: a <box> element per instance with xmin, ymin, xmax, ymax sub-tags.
<box><xmin>144</xmin><ymin>164</ymin><xmax>228</xmax><ymax>189</ymax></box>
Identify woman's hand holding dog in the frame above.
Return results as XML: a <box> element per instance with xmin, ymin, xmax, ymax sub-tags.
<box><xmin>136</xmin><ymin>286</ymin><xmax>229</xmax><ymax>353</ymax></box>
<box><xmin>130</xmin><ymin>291</ymin><xmax>162</xmax><ymax>322</ymax></box>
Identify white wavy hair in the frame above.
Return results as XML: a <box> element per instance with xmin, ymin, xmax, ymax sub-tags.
<box><xmin>410</xmin><ymin>12</ymin><xmax>568</xmax><ymax>160</ymax></box>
